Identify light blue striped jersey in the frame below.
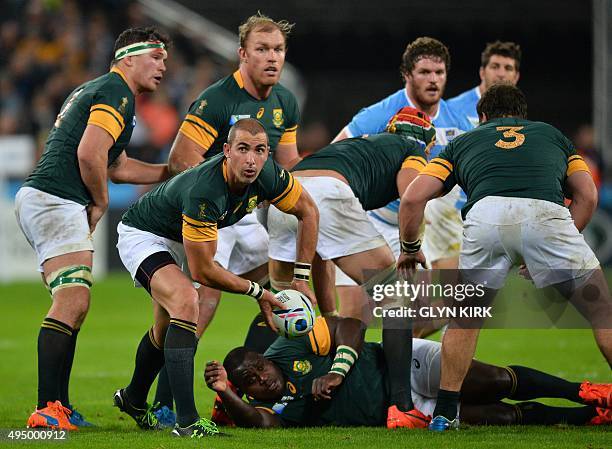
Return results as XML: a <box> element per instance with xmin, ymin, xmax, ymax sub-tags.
<box><xmin>345</xmin><ymin>87</ymin><xmax>471</xmax><ymax>224</ymax></box>
<box><xmin>447</xmin><ymin>86</ymin><xmax>481</xmax><ymax>129</ymax></box>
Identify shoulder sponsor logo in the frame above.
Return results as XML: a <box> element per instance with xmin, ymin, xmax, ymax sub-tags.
<box><xmin>246</xmin><ymin>195</ymin><xmax>258</xmax><ymax>213</ymax></box>
<box><xmin>279</xmin><ymin>169</ymin><xmax>286</xmax><ymax>180</ymax></box>
<box><xmin>292</xmin><ymin>360</ymin><xmax>312</xmax><ymax>375</ymax></box>
<box><xmin>132</xmin><ymin>116</ymin><xmax>137</xmax><ymax>127</ymax></box>
<box><xmin>257</xmin><ymin>107</ymin><xmax>265</xmax><ymax>119</ymax></box>
<box><xmin>196</xmin><ymin>99</ymin><xmax>207</xmax><ymax>115</ymax></box>
<box><xmin>230</xmin><ymin>114</ymin><xmax>251</xmax><ymax>125</ymax></box>
<box><xmin>272</xmin><ymin>108</ymin><xmax>284</xmax><ymax>127</ymax></box>
<box><xmin>287</xmin><ymin>381</ymin><xmax>297</xmax><ymax>394</ymax></box>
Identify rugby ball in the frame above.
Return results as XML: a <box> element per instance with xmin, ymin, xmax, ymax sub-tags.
<box><xmin>272</xmin><ymin>289</ymin><xmax>316</xmax><ymax>338</ymax></box>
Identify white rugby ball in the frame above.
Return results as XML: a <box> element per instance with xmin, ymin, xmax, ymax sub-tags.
<box><xmin>272</xmin><ymin>289</ymin><xmax>316</xmax><ymax>338</ymax></box>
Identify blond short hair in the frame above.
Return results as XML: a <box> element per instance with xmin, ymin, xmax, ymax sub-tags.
<box><xmin>238</xmin><ymin>11</ymin><xmax>294</xmax><ymax>48</ymax></box>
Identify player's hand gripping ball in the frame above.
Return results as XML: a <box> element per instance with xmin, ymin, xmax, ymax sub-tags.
<box><xmin>272</xmin><ymin>289</ymin><xmax>316</xmax><ymax>338</ymax></box>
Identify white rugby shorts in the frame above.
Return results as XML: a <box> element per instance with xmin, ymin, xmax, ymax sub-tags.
<box><xmin>460</xmin><ymin>196</ymin><xmax>600</xmax><ymax>289</ymax></box>
<box><xmin>422</xmin><ymin>185</ymin><xmax>464</xmax><ymax>263</ymax></box>
<box><xmin>268</xmin><ymin>177</ymin><xmax>386</xmax><ymax>262</ymax></box>
<box><xmin>335</xmin><ymin>211</ymin><xmax>400</xmax><ymax>287</ymax></box>
<box><xmin>14</xmin><ymin>186</ymin><xmax>94</xmax><ymax>271</ymax></box>
<box><xmin>216</xmin><ymin>213</ymin><xmax>269</xmax><ymax>275</ymax></box>
<box><xmin>116</xmin><ymin>222</ymin><xmax>187</xmax><ymax>287</ymax></box>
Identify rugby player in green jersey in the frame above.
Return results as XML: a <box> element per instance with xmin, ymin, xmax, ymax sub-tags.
<box><xmin>113</xmin><ymin>118</ymin><xmax>318</xmax><ymax>437</ymax></box>
<box><xmin>267</xmin><ymin>107</ymin><xmax>436</xmax><ymax>429</ymax></box>
<box><xmin>205</xmin><ymin>316</ymin><xmax>612</xmax><ymax>427</ymax></box>
<box><xmin>154</xmin><ymin>13</ymin><xmax>302</xmax><ymax>423</ymax></box>
<box><xmin>397</xmin><ymin>83</ymin><xmax>612</xmax><ymax>431</ymax></box>
<box><xmin>15</xmin><ymin>27</ymin><xmax>170</xmax><ymax>430</ymax></box>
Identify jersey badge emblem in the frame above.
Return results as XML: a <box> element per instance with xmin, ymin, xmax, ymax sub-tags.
<box><xmin>118</xmin><ymin>97</ymin><xmax>128</xmax><ymax>115</ymax></box>
<box><xmin>292</xmin><ymin>360</ymin><xmax>312</xmax><ymax>375</ymax></box>
<box><xmin>196</xmin><ymin>100</ymin><xmax>208</xmax><ymax>115</ymax></box>
<box><xmin>246</xmin><ymin>195</ymin><xmax>258</xmax><ymax>213</ymax></box>
<box><xmin>272</xmin><ymin>109</ymin><xmax>284</xmax><ymax>127</ymax></box>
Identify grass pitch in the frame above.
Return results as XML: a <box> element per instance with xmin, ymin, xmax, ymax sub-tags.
<box><xmin>0</xmin><ymin>274</ymin><xmax>610</xmax><ymax>448</ymax></box>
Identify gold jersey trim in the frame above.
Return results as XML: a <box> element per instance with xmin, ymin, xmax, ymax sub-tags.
<box><xmin>271</xmin><ymin>174</ymin><xmax>303</xmax><ymax>212</ymax></box>
<box><xmin>308</xmin><ymin>317</ymin><xmax>331</xmax><ymax>356</ymax></box>
<box><xmin>182</xmin><ymin>214</ymin><xmax>218</xmax><ymax>242</ymax></box>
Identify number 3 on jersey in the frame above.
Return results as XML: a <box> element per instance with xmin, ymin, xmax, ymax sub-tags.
<box><xmin>495</xmin><ymin>126</ymin><xmax>525</xmax><ymax>149</ymax></box>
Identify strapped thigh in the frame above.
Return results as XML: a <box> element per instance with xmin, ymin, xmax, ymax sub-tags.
<box><xmin>46</xmin><ymin>265</ymin><xmax>94</xmax><ymax>296</ymax></box>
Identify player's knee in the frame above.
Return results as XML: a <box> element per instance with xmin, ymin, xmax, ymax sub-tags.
<box><xmin>169</xmin><ymin>286</ymin><xmax>199</xmax><ymax>321</ymax></box>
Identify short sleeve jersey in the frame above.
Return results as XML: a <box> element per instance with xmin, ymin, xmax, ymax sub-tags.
<box><xmin>447</xmin><ymin>86</ymin><xmax>481</xmax><ymax>129</ymax></box>
<box><xmin>249</xmin><ymin>318</ymin><xmax>388</xmax><ymax>427</ymax></box>
<box><xmin>178</xmin><ymin>71</ymin><xmax>300</xmax><ymax>157</ymax></box>
<box><xmin>122</xmin><ymin>153</ymin><xmax>302</xmax><ymax>243</ymax></box>
<box><xmin>292</xmin><ymin>133</ymin><xmax>427</xmax><ymax>211</ymax></box>
<box><xmin>344</xmin><ymin>88</ymin><xmax>472</xmax><ymax>218</ymax></box>
<box><xmin>23</xmin><ymin>68</ymin><xmax>135</xmax><ymax>205</ymax></box>
<box><xmin>421</xmin><ymin>117</ymin><xmax>592</xmax><ymax>219</ymax></box>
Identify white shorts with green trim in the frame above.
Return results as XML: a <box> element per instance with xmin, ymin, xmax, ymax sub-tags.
<box><xmin>14</xmin><ymin>187</ymin><xmax>94</xmax><ymax>272</ymax></box>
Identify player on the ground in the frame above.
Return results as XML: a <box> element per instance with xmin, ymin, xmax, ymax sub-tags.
<box><xmin>154</xmin><ymin>13</ymin><xmax>301</xmax><ymax>423</ymax></box>
<box><xmin>447</xmin><ymin>41</ymin><xmax>521</xmax><ymax>128</ymax></box>
<box><xmin>205</xmin><ymin>316</ymin><xmax>612</xmax><ymax>427</ymax></box>
<box><xmin>397</xmin><ymin>83</ymin><xmax>612</xmax><ymax>431</ymax></box>
<box><xmin>267</xmin><ymin>107</ymin><xmax>436</xmax><ymax>428</ymax></box>
<box><xmin>14</xmin><ymin>27</ymin><xmax>171</xmax><ymax>430</ymax></box>
<box><xmin>113</xmin><ymin>118</ymin><xmax>318</xmax><ymax>437</ymax></box>
<box><xmin>331</xmin><ymin>37</ymin><xmax>471</xmax><ymax>319</ymax></box>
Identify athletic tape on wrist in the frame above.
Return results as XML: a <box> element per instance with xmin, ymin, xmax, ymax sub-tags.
<box><xmin>246</xmin><ymin>281</ymin><xmax>264</xmax><ymax>301</ymax></box>
<box><xmin>329</xmin><ymin>345</ymin><xmax>359</xmax><ymax>378</ymax></box>
<box><xmin>400</xmin><ymin>238</ymin><xmax>422</xmax><ymax>254</ymax></box>
<box><xmin>293</xmin><ymin>262</ymin><xmax>311</xmax><ymax>281</ymax></box>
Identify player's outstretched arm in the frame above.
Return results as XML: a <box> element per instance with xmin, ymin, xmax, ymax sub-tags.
<box><xmin>108</xmin><ymin>151</ymin><xmax>169</xmax><ymax>184</ymax></box>
<box><xmin>565</xmin><ymin>171</ymin><xmax>598</xmax><ymax>232</ymax></box>
<box><xmin>204</xmin><ymin>361</ymin><xmax>283</xmax><ymax>428</ymax></box>
<box><xmin>397</xmin><ymin>175</ymin><xmax>445</xmax><ymax>276</ymax></box>
<box><xmin>283</xmin><ymin>188</ymin><xmax>320</xmax><ymax>306</ymax></box>
<box><xmin>168</xmin><ymin>132</ymin><xmax>207</xmax><ymax>176</ymax></box>
<box><xmin>184</xmin><ymin>238</ymin><xmax>283</xmax><ymax>331</ymax></box>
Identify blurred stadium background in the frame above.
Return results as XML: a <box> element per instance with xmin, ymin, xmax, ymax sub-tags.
<box><xmin>0</xmin><ymin>0</ymin><xmax>611</xmax><ymax>279</ymax></box>
<box><xmin>0</xmin><ymin>2</ymin><xmax>611</xmax><ymax>444</ymax></box>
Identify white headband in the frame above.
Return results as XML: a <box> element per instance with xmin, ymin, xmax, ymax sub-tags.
<box><xmin>114</xmin><ymin>41</ymin><xmax>167</xmax><ymax>60</ymax></box>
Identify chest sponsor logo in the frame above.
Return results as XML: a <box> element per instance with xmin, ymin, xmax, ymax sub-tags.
<box><xmin>257</xmin><ymin>107</ymin><xmax>265</xmax><ymax>119</ymax></box>
<box><xmin>118</xmin><ymin>97</ymin><xmax>128</xmax><ymax>115</ymax></box>
<box><xmin>230</xmin><ymin>114</ymin><xmax>251</xmax><ymax>125</ymax></box>
<box><xmin>272</xmin><ymin>109</ymin><xmax>284</xmax><ymax>127</ymax></box>
<box><xmin>196</xmin><ymin>100</ymin><xmax>207</xmax><ymax>115</ymax></box>
<box><xmin>246</xmin><ymin>195</ymin><xmax>258</xmax><ymax>213</ymax></box>
<box><xmin>292</xmin><ymin>360</ymin><xmax>312</xmax><ymax>375</ymax></box>
<box><xmin>445</xmin><ymin>129</ymin><xmax>457</xmax><ymax>139</ymax></box>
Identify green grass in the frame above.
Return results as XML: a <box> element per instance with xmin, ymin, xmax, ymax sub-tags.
<box><xmin>0</xmin><ymin>274</ymin><xmax>610</xmax><ymax>448</ymax></box>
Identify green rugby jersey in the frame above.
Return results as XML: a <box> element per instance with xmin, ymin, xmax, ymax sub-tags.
<box><xmin>250</xmin><ymin>318</ymin><xmax>389</xmax><ymax>426</ymax></box>
<box><xmin>179</xmin><ymin>71</ymin><xmax>299</xmax><ymax>157</ymax></box>
<box><xmin>292</xmin><ymin>133</ymin><xmax>427</xmax><ymax>210</ymax></box>
<box><xmin>122</xmin><ymin>153</ymin><xmax>302</xmax><ymax>242</ymax></box>
<box><xmin>422</xmin><ymin>118</ymin><xmax>592</xmax><ymax>219</ymax></box>
<box><xmin>23</xmin><ymin>68</ymin><xmax>135</xmax><ymax>205</ymax></box>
